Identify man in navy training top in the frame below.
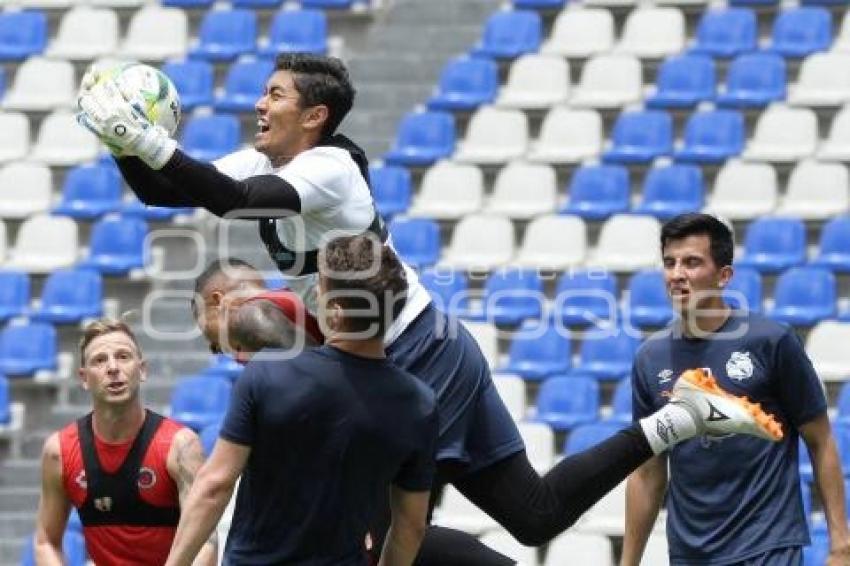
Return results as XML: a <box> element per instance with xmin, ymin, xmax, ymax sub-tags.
<box><xmin>164</xmin><ymin>235</ymin><xmax>438</xmax><ymax>566</ymax></box>
<box><xmin>623</xmin><ymin>212</ymin><xmax>850</xmax><ymax>566</ymax></box>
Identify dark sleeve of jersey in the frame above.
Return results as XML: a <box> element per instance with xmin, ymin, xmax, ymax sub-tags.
<box><xmin>219</xmin><ymin>364</ymin><xmax>260</xmax><ymax>447</ymax></box>
<box><xmin>631</xmin><ymin>355</ymin><xmax>655</xmax><ymax>421</ymax></box>
<box><xmin>118</xmin><ymin>150</ymin><xmax>302</xmax><ymax>218</ymax></box>
<box><xmin>393</xmin><ymin>401</ymin><xmax>438</xmax><ymax>492</ymax></box>
<box><xmin>117</xmin><ymin>156</ymin><xmax>201</xmax><ymax>207</ymax></box>
<box><xmin>774</xmin><ymin>330</ymin><xmax>828</xmax><ymax>429</ymax></box>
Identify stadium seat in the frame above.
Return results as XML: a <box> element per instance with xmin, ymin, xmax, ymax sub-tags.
<box><xmin>626</xmin><ymin>270</ymin><xmax>675</xmax><ymax>328</ymax></box>
<box><xmin>571</xmin><ymin>55</ymin><xmax>642</xmax><ymax>109</ymax></box>
<box><xmin>485</xmin><ymin>162</ymin><xmax>557</xmax><ymax>219</ymax></box>
<box><xmin>717</xmin><ymin>52</ymin><xmax>786</xmax><ymax>108</ymax></box>
<box><xmin>768</xmin><ymin>267</ymin><xmax>836</xmax><ymax>326</ymax></box>
<box><xmin>634</xmin><ymin>164</ymin><xmax>704</xmax><ymax>219</ymax></box>
<box><xmin>592</xmin><ymin>214</ymin><xmax>662</xmax><ymax>272</ymax></box>
<box><xmin>191</xmin><ymin>9</ymin><xmax>257</xmax><ymax>61</ymax></box>
<box><xmin>388</xmin><ymin>217</ymin><xmax>441</xmax><ymax>268</ymax></box>
<box><xmin>481</xmin><ymin>531</ymin><xmax>539</xmax><ymax>565</ymax></box>
<box><xmin>736</xmin><ymin>217</ymin><xmax>806</xmax><ymax>273</ymax></box>
<box><xmin>121</xmin><ymin>198</ymin><xmax>194</xmax><ymax>222</ymax></box>
<box><xmin>162</xmin><ymin>60</ymin><xmax>215</xmax><ymax>111</ymax></box>
<box><xmin>610</xmin><ymin>376</ymin><xmax>632</xmax><ymax>424</ymax></box>
<box><xmin>384</xmin><ymin>110</ymin><xmax>455</xmax><ymax>167</ymax></box>
<box><xmin>180</xmin><ymin>114</ymin><xmax>241</xmax><ymax>162</ymax></box>
<box><xmin>813</xmin><ymin>216</ymin><xmax>850</xmax><ymax>272</ymax></box>
<box><xmin>20</xmin><ymin>531</ymin><xmax>86</xmax><ymax>566</ymax></box>
<box><xmin>0</xmin><ymin>10</ymin><xmax>46</xmax><ymax>60</ymax></box>
<box><xmin>646</xmin><ymin>54</ymin><xmax>716</xmax><ymax>109</ymax></box>
<box><xmin>199</xmin><ymin>418</ymin><xmax>223</xmax><ymax>457</ymax></box>
<box><xmin>768</xmin><ymin>7</ymin><xmax>832</xmax><ymax>58</ymax></box>
<box><xmin>493</xmin><ymin>373</ymin><xmax>527</xmax><ymax>422</ymax></box>
<box><xmin>514</xmin><ymin>0</ymin><xmax>566</xmax><ymax>7</ymax></box>
<box><xmin>691</xmin><ymin>8</ymin><xmax>757</xmax><ymax>58</ymax></box>
<box><xmin>561</xmin><ymin>164</ymin><xmax>630</xmax><ymax>221</ymax></box>
<box><xmin>540</xmin><ymin>8</ymin><xmax>614</xmax><ymax>58</ymax></box>
<box><xmin>408</xmin><ymin>160</ymin><xmax>483</xmax><ymax>219</ymax></box>
<box><xmin>501</xmin><ymin>321</ymin><xmax>571</xmax><ymax>380</ymax></box>
<box><xmin>837</xmin><ymin>383</ymin><xmax>850</xmax><ymax>425</ymax></box>
<box><xmin>705</xmin><ymin>160</ymin><xmax>777</xmax><ymax>220</ymax></box>
<box><xmin>454</xmin><ymin>106</ymin><xmax>528</xmax><ymax>164</ymax></box>
<box><xmin>514</xmin><ymin>214</ymin><xmax>586</xmax><ymax>270</ymax></box>
<box><xmin>674</xmin><ymin>109</ymin><xmax>745</xmax><ymax>163</ymax></box>
<box><xmin>836</xmin><ymin>12</ymin><xmax>850</xmax><ymax>52</ymax></box>
<box><xmin>518</xmin><ymin>421</ymin><xmax>556</xmax><ymax>474</ymax></box>
<box><xmin>465</xmin><ymin>322</ymin><xmax>500</xmax><ymax>367</ymax></box>
<box><xmin>471</xmin><ymin>9</ymin><xmax>541</xmax><ymax>59</ymax></box>
<box><xmin>30</xmin><ymin>110</ymin><xmax>100</xmax><ymax>166</ymax></box>
<box><xmin>555</xmin><ymin>271</ymin><xmax>618</xmax><ymax>327</ymax></box>
<box><xmin>777</xmin><ymin>160</ymin><xmax>849</xmax><ymax>219</ymax></box>
<box><xmin>544</xmin><ymin>532</ymin><xmax>613</xmax><ymax>566</ymax></box>
<box><xmin>615</xmin><ymin>7</ymin><xmax>685</xmax><ymax>59</ymax></box>
<box><xmin>53</xmin><ymin>163</ymin><xmax>122</xmax><ymax>219</ymax></box>
<box><xmin>806</xmin><ymin>322</ymin><xmax>850</xmax><ymax>381</ymax></box>
<box><xmin>214</xmin><ymin>59</ymin><xmax>274</xmax><ymax>112</ymax></box>
<box><xmin>262</xmin><ymin>9</ymin><xmax>327</xmax><ymax>56</ymax></box>
<box><xmin>427</xmin><ymin>56</ymin><xmax>498</xmax><ymax>111</ymax></box>
<box><xmin>575</xmin><ymin>480</ymin><xmax>627</xmax><ymax>535</ymax></box>
<box><xmin>170</xmin><ymin>374</ymin><xmax>232</xmax><ymax>431</ymax></box>
<box><xmin>418</xmin><ymin>269</ymin><xmax>471</xmax><ymax>317</ymax></box>
<box><xmin>119</xmin><ymin>6</ymin><xmax>189</xmax><ymax>61</ymax></box>
<box><xmin>433</xmin><ymin>486</ymin><xmax>498</xmax><ymax>535</ymax></box>
<box><xmin>467</xmin><ymin>269</ymin><xmax>544</xmax><ymax>326</ymax></box>
<box><xmin>202</xmin><ymin>354</ymin><xmax>243</xmax><ymax>381</ymax></box>
<box><xmin>743</xmin><ymin>105</ymin><xmax>818</xmax><ymax>162</ymax></box>
<box><xmin>45</xmin><ymin>6</ymin><xmax>118</xmax><ymax>61</ymax></box>
<box><xmin>6</xmin><ymin>214</ymin><xmax>78</xmax><ymax>273</ymax></box>
<box><xmin>789</xmin><ymin>53</ymin><xmax>850</xmax><ymax>107</ymax></box>
<box><xmin>0</xmin><ymin>112</ymin><xmax>29</xmax><ymax>163</ymax></box>
<box><xmin>819</xmin><ymin>105</ymin><xmax>850</xmax><ymax>161</ymax></box>
<box><xmin>602</xmin><ymin>110</ymin><xmax>673</xmax><ymax>164</ymax></box>
<box><xmin>643</xmin><ymin>534</ymin><xmax>671</xmax><ymax>565</ymax></box>
<box><xmin>163</xmin><ymin>0</ymin><xmax>215</xmax><ymax>7</ymax></box>
<box><xmin>0</xmin><ymin>321</ymin><xmax>57</xmax><ymax>376</ymax></box>
<box><xmin>536</xmin><ymin>375</ymin><xmax>600</xmax><ymax>431</ymax></box>
<box><xmin>369</xmin><ymin>164</ymin><xmax>411</xmax><ymax>219</ymax></box>
<box><xmin>527</xmin><ymin>107</ymin><xmax>603</xmax><ymax>164</ymax></box>
<box><xmin>723</xmin><ymin>266</ymin><xmax>762</xmax><ymax>312</ymax></box>
<box><xmin>0</xmin><ymin>162</ymin><xmax>51</xmax><ymax>218</ymax></box>
<box><xmin>565</xmin><ymin>421</ymin><xmax>627</xmax><ymax>454</ymax></box>
<box><xmin>0</xmin><ymin>372</ymin><xmax>8</xmax><ymax>425</ymax></box>
<box><xmin>804</xmin><ymin>529</ymin><xmax>830</xmax><ymax>566</ymax></box>
<box><xmin>81</xmin><ymin>215</ymin><xmax>148</xmax><ymax>275</ymax></box>
<box><xmin>302</xmin><ymin>0</ymin><xmax>359</xmax><ymax>7</ymax></box>
<box><xmin>0</xmin><ymin>271</ymin><xmax>30</xmax><ymax>322</ymax></box>
<box><xmin>2</xmin><ymin>57</ymin><xmax>74</xmax><ymax>111</ymax></box>
<box><xmin>496</xmin><ymin>54</ymin><xmax>570</xmax><ymax>109</ymax></box>
<box><xmin>578</xmin><ymin>331</ymin><xmax>639</xmax><ymax>381</ymax></box>
<box><xmin>31</xmin><ymin>268</ymin><xmax>103</xmax><ymax>324</ymax></box>
<box><xmin>440</xmin><ymin>214</ymin><xmax>515</xmax><ymax>271</ymax></box>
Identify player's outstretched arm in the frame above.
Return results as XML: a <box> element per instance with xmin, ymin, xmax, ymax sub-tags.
<box><xmin>621</xmin><ymin>455</ymin><xmax>668</xmax><ymax>566</ymax></box>
<box><xmin>34</xmin><ymin>433</ymin><xmax>72</xmax><ymax>566</ymax></box>
<box><xmin>379</xmin><ymin>485</ymin><xmax>430</xmax><ymax>566</ymax></box>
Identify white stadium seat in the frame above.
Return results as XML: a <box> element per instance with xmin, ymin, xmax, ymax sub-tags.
<box><xmin>591</xmin><ymin>214</ymin><xmax>662</xmax><ymax>272</ymax></box>
<box><xmin>432</xmin><ymin>486</ymin><xmax>499</xmax><ymax>535</ymax></box>
<box><xmin>544</xmin><ymin>532</ymin><xmax>614</xmax><ymax>566</ymax></box>
<box><xmin>5</xmin><ymin>214</ymin><xmax>78</xmax><ymax>273</ymax></box>
<box><xmin>777</xmin><ymin>160</ymin><xmax>849</xmax><ymax>219</ymax></box>
<box><xmin>485</xmin><ymin>161</ymin><xmax>557</xmax><ymax>219</ymax></box>
<box><xmin>788</xmin><ymin>52</ymin><xmax>850</xmax><ymax>108</ymax></box>
<box><xmin>643</xmin><ymin>534</ymin><xmax>671</xmax><ymax>566</ymax></box>
<box><xmin>493</xmin><ymin>373</ymin><xmax>527</xmax><ymax>422</ymax></box>
<box><xmin>527</xmin><ymin>107</ymin><xmax>603</xmax><ymax>164</ymax></box>
<box><xmin>12</xmin><ymin>0</ymin><xmax>74</xmax><ymax>7</ymax></box>
<box><xmin>518</xmin><ymin>422</ymin><xmax>556</xmax><ymax>475</ymax></box>
<box><xmin>464</xmin><ymin>322</ymin><xmax>499</xmax><ymax>368</ymax></box>
<box><xmin>541</xmin><ymin>8</ymin><xmax>615</xmax><ymax>58</ymax></box>
<box><xmin>440</xmin><ymin>214</ymin><xmax>515</xmax><ymax>271</ymax></box>
<box><xmin>743</xmin><ymin>105</ymin><xmax>818</xmax><ymax>163</ymax></box>
<box><xmin>89</xmin><ymin>0</ymin><xmax>151</xmax><ymax>6</ymax></box>
<box><xmin>0</xmin><ymin>163</ymin><xmax>52</xmax><ymax>219</ymax></box>
<box><xmin>46</xmin><ymin>6</ymin><xmax>120</xmax><ymax>61</ymax></box>
<box><xmin>705</xmin><ymin>160</ymin><xmax>777</xmax><ymax>220</ymax></box>
<box><xmin>574</xmin><ymin>480</ymin><xmax>626</xmax><ymax>535</ymax></box>
<box><xmin>480</xmin><ymin>530</ymin><xmax>539</xmax><ymax>566</ymax></box>
<box><xmin>409</xmin><ymin>160</ymin><xmax>483</xmax><ymax>220</ymax></box>
<box><xmin>2</xmin><ymin>58</ymin><xmax>75</xmax><ymax>112</ymax></box>
<box><xmin>818</xmin><ymin>105</ymin><xmax>850</xmax><ymax>162</ymax></box>
<box><xmin>570</xmin><ymin>55</ymin><xmax>642</xmax><ymax>109</ymax></box>
<box><xmin>806</xmin><ymin>321</ymin><xmax>850</xmax><ymax>382</ymax></box>
<box><xmin>514</xmin><ymin>214</ymin><xmax>587</xmax><ymax>271</ymax></box>
<box><xmin>584</xmin><ymin>0</ymin><xmax>637</xmax><ymax>9</ymax></box>
<box><xmin>454</xmin><ymin>106</ymin><xmax>529</xmax><ymax>165</ymax></box>
<box><xmin>120</xmin><ymin>6</ymin><xmax>189</xmax><ymax>61</ymax></box>
<box><xmin>0</xmin><ymin>112</ymin><xmax>30</xmax><ymax>164</ymax></box>
<box><xmin>30</xmin><ymin>111</ymin><xmax>101</xmax><ymax>166</ymax></box>
<box><xmin>616</xmin><ymin>7</ymin><xmax>686</xmax><ymax>59</ymax></box>
<box><xmin>496</xmin><ymin>55</ymin><xmax>570</xmax><ymax>110</ymax></box>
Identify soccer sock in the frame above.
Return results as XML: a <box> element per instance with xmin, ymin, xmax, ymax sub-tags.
<box><xmin>639</xmin><ymin>402</ymin><xmax>699</xmax><ymax>455</ymax></box>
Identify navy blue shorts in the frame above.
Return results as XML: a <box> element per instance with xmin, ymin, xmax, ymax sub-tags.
<box><xmin>387</xmin><ymin>304</ymin><xmax>524</xmax><ymax>474</ymax></box>
<box><xmin>672</xmin><ymin>546</ymin><xmax>802</xmax><ymax>566</ymax></box>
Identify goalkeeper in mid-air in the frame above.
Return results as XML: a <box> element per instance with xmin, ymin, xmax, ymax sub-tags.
<box><xmin>76</xmin><ymin>53</ymin><xmax>785</xmax><ymax>565</ymax></box>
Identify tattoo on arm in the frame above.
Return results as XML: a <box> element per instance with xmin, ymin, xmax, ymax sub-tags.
<box><xmin>173</xmin><ymin>433</ymin><xmax>205</xmax><ymax>504</ymax></box>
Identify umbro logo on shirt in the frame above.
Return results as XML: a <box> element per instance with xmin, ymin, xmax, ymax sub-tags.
<box><xmin>706</xmin><ymin>401</ymin><xmax>729</xmax><ymax>422</ymax></box>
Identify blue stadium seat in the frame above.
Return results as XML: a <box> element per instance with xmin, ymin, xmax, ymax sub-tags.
<box><xmin>190</xmin><ymin>9</ymin><xmax>257</xmax><ymax>61</ymax></box>
<box><xmin>799</xmin><ymin>437</ymin><xmax>814</xmax><ymax>482</ymax></box>
<box><xmin>467</xmin><ymin>269</ymin><xmax>543</xmax><ymax>326</ymax></box>
<box><xmin>233</xmin><ymin>0</ymin><xmax>282</xmax><ymax>7</ymax></box>
<box><xmin>419</xmin><ymin>269</ymin><xmax>471</xmax><ymax>317</ymax></box>
<box><xmin>736</xmin><ymin>217</ymin><xmax>806</xmax><ymax>273</ymax></box>
<box><xmin>0</xmin><ymin>10</ymin><xmax>47</xmax><ymax>61</ymax></box>
<box><xmin>729</xmin><ymin>0</ymin><xmax>777</xmax><ymax>6</ymax></box>
<box><xmin>202</xmin><ymin>354</ymin><xmax>243</xmax><ymax>381</ymax></box>
<box><xmin>20</xmin><ymin>531</ymin><xmax>86</xmax><ymax>566</ymax></box>
<box><xmin>723</xmin><ymin>266</ymin><xmax>762</xmax><ymax>312</ymax></box>
<box><xmin>768</xmin><ymin>267</ymin><xmax>836</xmax><ymax>326</ymax></box>
<box><xmin>67</xmin><ymin>509</ymin><xmax>82</xmax><ymax>533</ymax></box>
<box><xmin>384</xmin><ymin>111</ymin><xmax>456</xmax><ymax>167</ymax></box>
<box><xmin>181</xmin><ymin>114</ymin><xmax>241</xmax><ymax>162</ymax></box>
<box><xmin>560</xmin><ymin>165</ymin><xmax>630</xmax><ymax>221</ymax></box>
<box><xmin>370</xmin><ymin>164</ymin><xmax>411</xmax><ymax>219</ymax></box>
<box><xmin>716</xmin><ymin>52</ymin><xmax>786</xmax><ymax>108</ymax></box>
<box><xmin>82</xmin><ymin>215</ymin><xmax>148</xmax><ymax>275</ymax></box>
<box><xmin>0</xmin><ymin>271</ymin><xmax>30</xmax><ymax>322</ymax></box>
<box><xmin>803</xmin><ymin>528</ymin><xmax>830</xmax><ymax>566</ymax></box>
<box><xmin>555</xmin><ymin>271</ymin><xmax>618</xmax><ymax>327</ymax></box>
<box><xmin>0</xmin><ymin>68</ymin><xmax>4</xmax><ymax>99</ymax></box>
<box><xmin>627</xmin><ymin>270</ymin><xmax>675</xmax><ymax>328</ymax></box>
<box><xmin>199</xmin><ymin>418</ymin><xmax>224</xmax><ymax>456</ymax></box>
<box><xmin>214</xmin><ymin>59</ymin><xmax>274</xmax><ymax>113</ymax></box>
<box><xmin>121</xmin><ymin>198</ymin><xmax>195</xmax><ymax>221</ymax></box>
<box><xmin>577</xmin><ymin>331</ymin><xmax>639</xmax><ymax>381</ymax></box>
<box><xmin>389</xmin><ymin>217</ymin><xmax>441</xmax><ymax>268</ymax></box>
<box><xmin>812</xmin><ymin>216</ymin><xmax>850</xmax><ymax>273</ymax></box>
<box><xmin>0</xmin><ymin>322</ymin><xmax>57</xmax><ymax>376</ymax></box>
<box><xmin>769</xmin><ymin>7</ymin><xmax>832</xmax><ymax>58</ymax></box>
<box><xmin>513</xmin><ymin>0</ymin><xmax>565</xmax><ymax>7</ymax></box>
<box><xmin>646</xmin><ymin>54</ymin><xmax>716</xmax><ymax>109</ymax></box>
<box><xmin>501</xmin><ymin>321</ymin><xmax>571</xmax><ymax>381</ymax></box>
<box><xmin>674</xmin><ymin>109</ymin><xmax>745</xmax><ymax>163</ymax></box>
<box><xmin>837</xmin><ymin>382</ymin><xmax>850</xmax><ymax>425</ymax></box>
<box><xmin>52</xmin><ymin>163</ymin><xmax>122</xmax><ymax>219</ymax></box>
<box><xmin>170</xmin><ymin>374</ymin><xmax>232</xmax><ymax>432</ymax></box>
<box><xmin>428</xmin><ymin>56</ymin><xmax>499</xmax><ymax>111</ymax></box>
<box><xmin>0</xmin><ymin>373</ymin><xmax>9</xmax><ymax>425</ymax></box>
<box><xmin>634</xmin><ymin>164</ymin><xmax>704</xmax><ymax>219</ymax></box>
<box><xmin>834</xmin><ymin>422</ymin><xmax>850</xmax><ymax>474</ymax></box>
<box><xmin>535</xmin><ymin>375</ymin><xmax>599</xmax><ymax>431</ymax></box>
<box><xmin>261</xmin><ymin>9</ymin><xmax>327</xmax><ymax>56</ymax></box>
<box><xmin>31</xmin><ymin>269</ymin><xmax>103</xmax><ymax>324</ymax></box>
<box><xmin>302</xmin><ymin>0</ymin><xmax>356</xmax><ymax>7</ymax></box>
<box><xmin>564</xmin><ymin>421</ymin><xmax>626</xmax><ymax>454</ymax></box>
<box><xmin>602</xmin><ymin>110</ymin><xmax>673</xmax><ymax>164</ymax></box>
<box><xmin>162</xmin><ymin>60</ymin><xmax>215</xmax><ymax>111</ymax></box>
<box><xmin>471</xmin><ymin>10</ymin><xmax>542</xmax><ymax>59</ymax></box>
<box><xmin>610</xmin><ymin>376</ymin><xmax>632</xmax><ymax>425</ymax></box>
<box><xmin>692</xmin><ymin>8</ymin><xmax>757</xmax><ymax>58</ymax></box>
<box><xmin>163</xmin><ymin>0</ymin><xmax>214</xmax><ymax>7</ymax></box>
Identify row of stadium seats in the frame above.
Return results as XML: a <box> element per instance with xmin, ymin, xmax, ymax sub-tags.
<box><xmin>7</xmin><ymin>0</ymin><xmax>366</xmax><ymax>8</ymax></box>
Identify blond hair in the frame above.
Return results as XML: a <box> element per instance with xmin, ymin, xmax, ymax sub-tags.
<box><xmin>79</xmin><ymin>319</ymin><xmax>142</xmax><ymax>364</ymax></box>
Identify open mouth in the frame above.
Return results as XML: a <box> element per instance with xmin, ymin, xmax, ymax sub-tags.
<box><xmin>106</xmin><ymin>382</ymin><xmax>127</xmax><ymax>393</ymax></box>
<box><xmin>257</xmin><ymin>120</ymin><xmax>270</xmax><ymax>134</ymax></box>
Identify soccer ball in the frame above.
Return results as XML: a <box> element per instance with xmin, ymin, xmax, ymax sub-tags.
<box><xmin>98</xmin><ymin>62</ymin><xmax>181</xmax><ymax>137</ymax></box>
